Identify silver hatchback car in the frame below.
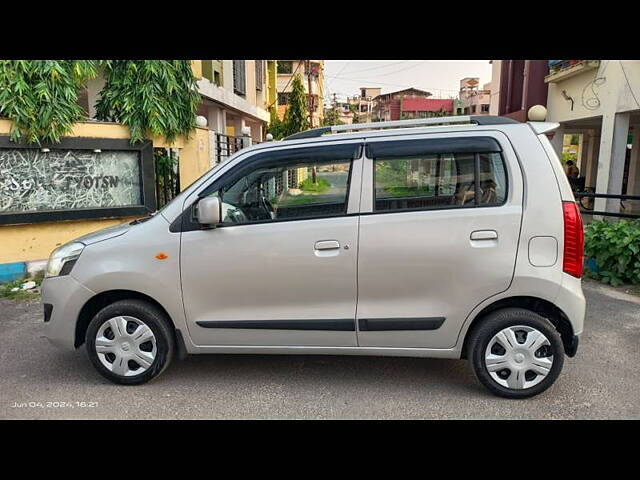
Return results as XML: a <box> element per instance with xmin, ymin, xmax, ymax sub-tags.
<box><xmin>42</xmin><ymin>116</ymin><xmax>585</xmax><ymax>398</ymax></box>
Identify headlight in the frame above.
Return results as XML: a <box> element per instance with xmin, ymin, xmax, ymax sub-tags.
<box><xmin>45</xmin><ymin>242</ymin><xmax>85</xmax><ymax>278</ymax></box>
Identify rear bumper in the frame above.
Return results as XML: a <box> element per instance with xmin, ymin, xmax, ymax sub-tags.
<box><xmin>557</xmin><ymin>273</ymin><xmax>586</xmax><ymax>336</ymax></box>
<box><xmin>41</xmin><ymin>275</ymin><xmax>95</xmax><ymax>350</ymax></box>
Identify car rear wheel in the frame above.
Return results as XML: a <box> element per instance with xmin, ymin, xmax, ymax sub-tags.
<box><xmin>468</xmin><ymin>308</ymin><xmax>564</xmax><ymax>399</ymax></box>
<box><xmin>86</xmin><ymin>299</ymin><xmax>175</xmax><ymax>385</ymax></box>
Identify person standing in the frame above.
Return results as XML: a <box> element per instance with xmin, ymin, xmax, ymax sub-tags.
<box><xmin>565</xmin><ymin>160</ymin><xmax>579</xmax><ymax>179</ymax></box>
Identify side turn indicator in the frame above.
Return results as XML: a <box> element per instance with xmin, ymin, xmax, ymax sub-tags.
<box><xmin>155</xmin><ymin>253</ymin><xmax>168</xmax><ymax>260</ymax></box>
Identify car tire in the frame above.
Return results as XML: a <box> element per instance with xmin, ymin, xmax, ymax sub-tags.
<box><xmin>468</xmin><ymin>308</ymin><xmax>565</xmax><ymax>399</ymax></box>
<box><xmin>85</xmin><ymin>299</ymin><xmax>175</xmax><ymax>385</ymax></box>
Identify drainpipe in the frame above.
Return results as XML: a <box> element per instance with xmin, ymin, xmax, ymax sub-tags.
<box><xmin>505</xmin><ymin>60</ymin><xmax>514</xmax><ymax>113</ymax></box>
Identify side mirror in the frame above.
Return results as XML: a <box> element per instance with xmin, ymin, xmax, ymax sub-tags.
<box><xmin>196</xmin><ymin>196</ymin><xmax>221</xmax><ymax>226</ymax></box>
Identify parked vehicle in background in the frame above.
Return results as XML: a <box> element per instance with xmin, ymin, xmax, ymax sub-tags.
<box><xmin>41</xmin><ymin>115</ymin><xmax>585</xmax><ymax>399</ymax></box>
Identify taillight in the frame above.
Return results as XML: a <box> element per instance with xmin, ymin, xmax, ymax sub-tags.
<box><xmin>562</xmin><ymin>201</ymin><xmax>584</xmax><ymax>277</ymax></box>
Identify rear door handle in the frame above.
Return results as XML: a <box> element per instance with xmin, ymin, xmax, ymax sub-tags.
<box><xmin>315</xmin><ymin>240</ymin><xmax>340</xmax><ymax>250</ymax></box>
<box><xmin>470</xmin><ymin>230</ymin><xmax>498</xmax><ymax>241</ymax></box>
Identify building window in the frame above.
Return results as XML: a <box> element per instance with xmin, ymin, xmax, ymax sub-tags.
<box><xmin>481</xmin><ymin>104</ymin><xmax>490</xmax><ymax>113</ymax></box>
<box><xmin>278</xmin><ymin>93</ymin><xmax>290</xmax><ymax>105</ymax></box>
<box><xmin>470</xmin><ymin>105</ymin><xmax>477</xmax><ymax>114</ymax></box>
<box><xmin>309</xmin><ymin>62</ymin><xmax>320</xmax><ymax>76</ymax></box>
<box><xmin>233</xmin><ymin>60</ymin><xmax>246</xmax><ymax>96</ymax></box>
<box><xmin>202</xmin><ymin>60</ymin><xmax>223</xmax><ymax>87</ymax></box>
<box><xmin>277</xmin><ymin>61</ymin><xmax>293</xmax><ymax>74</ymax></box>
<box><xmin>255</xmin><ymin>60</ymin><xmax>264</xmax><ymax>91</ymax></box>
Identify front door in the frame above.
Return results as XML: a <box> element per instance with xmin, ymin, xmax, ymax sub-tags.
<box><xmin>180</xmin><ymin>142</ymin><xmax>363</xmax><ymax>347</ymax></box>
<box><xmin>356</xmin><ymin>133</ymin><xmax>523</xmax><ymax>349</ymax></box>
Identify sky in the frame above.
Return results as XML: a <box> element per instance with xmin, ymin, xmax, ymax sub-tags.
<box><xmin>323</xmin><ymin>60</ymin><xmax>492</xmax><ymax>105</ymax></box>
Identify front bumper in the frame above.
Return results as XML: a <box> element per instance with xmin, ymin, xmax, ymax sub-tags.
<box><xmin>565</xmin><ymin>334</ymin><xmax>579</xmax><ymax>357</ymax></box>
<box><xmin>41</xmin><ymin>275</ymin><xmax>95</xmax><ymax>350</ymax></box>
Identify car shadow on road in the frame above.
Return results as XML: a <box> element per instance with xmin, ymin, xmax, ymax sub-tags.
<box><xmin>26</xmin><ymin>340</ymin><xmax>488</xmax><ymax>398</ymax></box>
<box><xmin>166</xmin><ymin>353</ymin><xmax>488</xmax><ymax>397</ymax></box>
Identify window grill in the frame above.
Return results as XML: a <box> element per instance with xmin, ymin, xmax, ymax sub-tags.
<box><xmin>233</xmin><ymin>60</ymin><xmax>246</xmax><ymax>96</ymax></box>
<box><xmin>255</xmin><ymin>60</ymin><xmax>264</xmax><ymax>91</ymax></box>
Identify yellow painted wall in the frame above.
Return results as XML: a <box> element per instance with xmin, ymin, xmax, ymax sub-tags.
<box><xmin>0</xmin><ymin>218</ymin><xmax>137</xmax><ymax>264</ymax></box>
<box><xmin>191</xmin><ymin>60</ymin><xmax>203</xmax><ymax>80</ymax></box>
<box><xmin>179</xmin><ymin>127</ymin><xmax>211</xmax><ymax>190</ymax></box>
<box><xmin>1</xmin><ymin>121</ymin><xmax>208</xmax><ymax>264</ymax></box>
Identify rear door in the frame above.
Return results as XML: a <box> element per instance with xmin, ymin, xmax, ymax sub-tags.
<box><xmin>356</xmin><ymin>131</ymin><xmax>523</xmax><ymax>349</ymax></box>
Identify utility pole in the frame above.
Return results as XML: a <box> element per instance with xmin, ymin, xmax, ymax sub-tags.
<box><xmin>305</xmin><ymin>60</ymin><xmax>314</xmax><ymax>127</ymax></box>
<box><xmin>306</xmin><ymin>60</ymin><xmax>317</xmax><ymax>183</ymax></box>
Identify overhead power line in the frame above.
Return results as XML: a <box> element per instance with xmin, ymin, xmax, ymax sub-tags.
<box><xmin>325</xmin><ymin>74</ymin><xmax>460</xmax><ymax>95</ymax></box>
<box><xmin>329</xmin><ymin>60</ymin><xmax>411</xmax><ymax>75</ymax></box>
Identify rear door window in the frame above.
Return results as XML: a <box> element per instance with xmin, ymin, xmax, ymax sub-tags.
<box><xmin>369</xmin><ymin>137</ymin><xmax>507</xmax><ymax>212</ymax></box>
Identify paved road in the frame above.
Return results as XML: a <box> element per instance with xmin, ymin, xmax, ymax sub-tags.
<box><xmin>1</xmin><ymin>279</ymin><xmax>639</xmax><ymax>419</ymax></box>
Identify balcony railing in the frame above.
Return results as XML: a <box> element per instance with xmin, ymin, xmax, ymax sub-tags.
<box><xmin>545</xmin><ymin>60</ymin><xmax>600</xmax><ymax>83</ymax></box>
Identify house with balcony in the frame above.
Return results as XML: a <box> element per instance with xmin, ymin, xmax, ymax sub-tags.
<box><xmin>194</xmin><ymin>60</ymin><xmax>277</xmax><ymax>165</ymax></box>
<box><xmin>276</xmin><ymin>60</ymin><xmax>325</xmax><ymax>128</ymax></box>
<box><xmin>544</xmin><ymin>60</ymin><xmax>640</xmax><ymax>215</ymax></box>
<box><xmin>488</xmin><ymin>59</ymin><xmax>640</xmax><ymax>216</ymax></box>
<box><xmin>347</xmin><ymin>87</ymin><xmax>381</xmax><ymax>123</ymax></box>
<box><xmin>458</xmin><ymin>77</ymin><xmax>491</xmax><ymax>116</ymax></box>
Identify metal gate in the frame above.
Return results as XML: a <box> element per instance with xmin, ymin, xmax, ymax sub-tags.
<box><xmin>154</xmin><ymin>147</ymin><xmax>180</xmax><ymax>209</ymax></box>
<box><xmin>575</xmin><ymin>191</ymin><xmax>640</xmax><ymax>219</ymax></box>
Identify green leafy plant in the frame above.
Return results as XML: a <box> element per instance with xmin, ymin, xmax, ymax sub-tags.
<box><xmin>562</xmin><ymin>151</ymin><xmax>577</xmax><ymax>165</ymax></box>
<box><xmin>0</xmin><ymin>60</ymin><xmax>100</xmax><ymax>144</ymax></box>
<box><xmin>584</xmin><ymin>219</ymin><xmax>640</xmax><ymax>286</ymax></box>
<box><xmin>95</xmin><ymin>60</ymin><xmax>200</xmax><ymax>144</ymax></box>
<box><xmin>281</xmin><ymin>73</ymin><xmax>309</xmax><ymax>137</ymax></box>
<box><xmin>0</xmin><ymin>270</ymin><xmax>44</xmax><ymax>300</ymax></box>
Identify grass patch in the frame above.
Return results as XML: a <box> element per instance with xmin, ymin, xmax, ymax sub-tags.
<box><xmin>273</xmin><ymin>195</ymin><xmax>325</xmax><ymax>207</ymax></box>
<box><xmin>299</xmin><ymin>177</ymin><xmax>330</xmax><ymax>193</ymax></box>
<box><xmin>382</xmin><ymin>186</ymin><xmax>433</xmax><ymax>198</ymax></box>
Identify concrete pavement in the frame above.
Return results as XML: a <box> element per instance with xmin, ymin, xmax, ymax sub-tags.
<box><xmin>1</xmin><ymin>279</ymin><xmax>638</xmax><ymax>419</ymax></box>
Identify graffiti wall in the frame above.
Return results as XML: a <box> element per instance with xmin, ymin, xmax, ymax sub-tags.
<box><xmin>0</xmin><ymin>149</ymin><xmax>142</xmax><ymax>214</ymax></box>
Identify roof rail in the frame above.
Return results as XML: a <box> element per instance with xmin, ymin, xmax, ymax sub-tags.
<box><xmin>283</xmin><ymin>115</ymin><xmax>520</xmax><ymax>141</ymax></box>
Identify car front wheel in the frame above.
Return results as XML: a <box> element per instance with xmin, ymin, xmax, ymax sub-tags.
<box><xmin>85</xmin><ymin>299</ymin><xmax>175</xmax><ymax>385</ymax></box>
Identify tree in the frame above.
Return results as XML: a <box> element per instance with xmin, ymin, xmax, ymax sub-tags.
<box><xmin>0</xmin><ymin>60</ymin><xmax>101</xmax><ymax>144</ymax></box>
<box><xmin>281</xmin><ymin>73</ymin><xmax>309</xmax><ymax>137</ymax></box>
<box><xmin>322</xmin><ymin>105</ymin><xmax>343</xmax><ymax>126</ymax></box>
<box><xmin>267</xmin><ymin>107</ymin><xmax>285</xmax><ymax>140</ymax></box>
<box><xmin>348</xmin><ymin>103</ymin><xmax>360</xmax><ymax>124</ymax></box>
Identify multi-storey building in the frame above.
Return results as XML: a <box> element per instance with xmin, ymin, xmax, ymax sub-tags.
<box><xmin>347</xmin><ymin>87</ymin><xmax>381</xmax><ymax>123</ymax></box>
<box><xmin>488</xmin><ymin>60</ymin><xmax>549</xmax><ymax>122</ymax></box>
<box><xmin>276</xmin><ymin>60</ymin><xmax>325</xmax><ymax>128</ymax></box>
<box><xmin>372</xmin><ymin>87</ymin><xmax>432</xmax><ymax>121</ymax></box>
<box><xmin>193</xmin><ymin>60</ymin><xmax>277</xmax><ymax>164</ymax></box>
<box><xmin>457</xmin><ymin>77</ymin><xmax>491</xmax><ymax>115</ymax></box>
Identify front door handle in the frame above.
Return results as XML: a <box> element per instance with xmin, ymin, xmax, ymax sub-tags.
<box><xmin>315</xmin><ymin>240</ymin><xmax>340</xmax><ymax>250</ymax></box>
<box><xmin>470</xmin><ymin>230</ymin><xmax>498</xmax><ymax>241</ymax></box>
